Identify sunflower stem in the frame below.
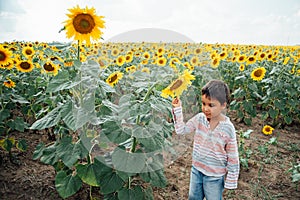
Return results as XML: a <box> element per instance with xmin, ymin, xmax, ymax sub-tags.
<box><xmin>143</xmin><ymin>82</ymin><xmax>157</xmax><ymax>102</ymax></box>
<box><xmin>77</xmin><ymin>40</ymin><xmax>80</xmax><ymax>61</ymax></box>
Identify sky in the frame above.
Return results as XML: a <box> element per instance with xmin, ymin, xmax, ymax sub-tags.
<box><xmin>0</xmin><ymin>0</ymin><xmax>300</xmax><ymax>45</ymax></box>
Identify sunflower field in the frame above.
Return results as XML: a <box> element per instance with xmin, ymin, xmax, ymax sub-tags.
<box><xmin>0</xmin><ymin>5</ymin><xmax>299</xmax><ymax>200</ymax></box>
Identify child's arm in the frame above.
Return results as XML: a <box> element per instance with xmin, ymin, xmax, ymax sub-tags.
<box><xmin>224</xmin><ymin>127</ymin><xmax>240</xmax><ymax>189</ymax></box>
<box><xmin>171</xmin><ymin>97</ymin><xmax>197</xmax><ymax>135</ymax></box>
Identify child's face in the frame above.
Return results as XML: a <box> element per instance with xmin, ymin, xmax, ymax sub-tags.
<box><xmin>201</xmin><ymin>95</ymin><xmax>226</xmax><ymax>120</ymax></box>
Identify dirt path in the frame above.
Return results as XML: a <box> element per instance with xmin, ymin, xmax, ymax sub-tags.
<box><xmin>0</xmin><ymin>118</ymin><xmax>299</xmax><ymax>200</ymax></box>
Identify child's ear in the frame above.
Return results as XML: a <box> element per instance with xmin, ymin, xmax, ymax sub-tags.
<box><xmin>222</xmin><ymin>102</ymin><xmax>227</xmax><ymax>109</ymax></box>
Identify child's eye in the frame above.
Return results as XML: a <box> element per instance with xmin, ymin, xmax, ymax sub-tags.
<box><xmin>209</xmin><ymin>104</ymin><xmax>215</xmax><ymax>107</ymax></box>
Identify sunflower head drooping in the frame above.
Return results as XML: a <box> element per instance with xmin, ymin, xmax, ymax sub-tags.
<box><xmin>161</xmin><ymin>70</ymin><xmax>195</xmax><ymax>98</ymax></box>
<box><xmin>63</xmin><ymin>5</ymin><xmax>105</xmax><ymax>45</ymax></box>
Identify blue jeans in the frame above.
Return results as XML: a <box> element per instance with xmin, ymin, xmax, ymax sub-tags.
<box><xmin>188</xmin><ymin>166</ymin><xmax>224</xmax><ymax>200</ymax></box>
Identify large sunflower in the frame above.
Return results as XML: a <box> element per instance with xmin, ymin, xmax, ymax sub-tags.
<box><xmin>0</xmin><ymin>46</ymin><xmax>13</xmax><ymax>66</ymax></box>
<box><xmin>63</xmin><ymin>5</ymin><xmax>105</xmax><ymax>44</ymax></box>
<box><xmin>16</xmin><ymin>60</ymin><xmax>34</xmax><ymax>73</ymax></box>
<box><xmin>106</xmin><ymin>71</ymin><xmax>123</xmax><ymax>87</ymax></box>
<box><xmin>161</xmin><ymin>70</ymin><xmax>195</xmax><ymax>98</ymax></box>
<box><xmin>251</xmin><ymin>67</ymin><xmax>266</xmax><ymax>81</ymax></box>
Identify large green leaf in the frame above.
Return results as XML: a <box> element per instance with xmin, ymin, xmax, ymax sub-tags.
<box><xmin>60</xmin><ymin>100</ymin><xmax>76</xmax><ymax>131</ymax></box>
<box><xmin>118</xmin><ymin>185</ymin><xmax>144</xmax><ymax>200</ymax></box>
<box><xmin>101</xmin><ymin>120</ymin><xmax>131</xmax><ymax>144</ymax></box>
<box><xmin>99</xmin><ymin>169</ymin><xmax>124</xmax><ymax>194</ymax></box>
<box><xmin>56</xmin><ymin>137</ymin><xmax>81</xmax><ymax>168</ymax></box>
<box><xmin>76</xmin><ymin>158</ymin><xmax>111</xmax><ymax>186</ymax></box>
<box><xmin>112</xmin><ymin>146</ymin><xmax>146</xmax><ymax>173</ymax></box>
<box><xmin>55</xmin><ymin>171</ymin><xmax>82</xmax><ymax>199</ymax></box>
<box><xmin>46</xmin><ymin>71</ymin><xmax>81</xmax><ymax>93</ymax></box>
<box><xmin>30</xmin><ymin>105</ymin><xmax>62</xmax><ymax>130</ymax></box>
<box><xmin>39</xmin><ymin>143</ymin><xmax>59</xmax><ymax>165</ymax></box>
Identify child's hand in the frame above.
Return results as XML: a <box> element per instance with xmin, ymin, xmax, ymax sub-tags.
<box><xmin>172</xmin><ymin>97</ymin><xmax>181</xmax><ymax>107</ymax></box>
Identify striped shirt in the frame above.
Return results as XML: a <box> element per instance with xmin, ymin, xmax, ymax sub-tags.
<box><xmin>172</xmin><ymin>106</ymin><xmax>240</xmax><ymax>189</ymax></box>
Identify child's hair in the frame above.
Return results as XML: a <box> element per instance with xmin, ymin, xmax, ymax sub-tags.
<box><xmin>201</xmin><ymin>79</ymin><xmax>230</xmax><ymax>105</ymax></box>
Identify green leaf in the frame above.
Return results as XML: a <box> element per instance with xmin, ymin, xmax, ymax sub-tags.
<box><xmin>56</xmin><ymin>137</ymin><xmax>81</xmax><ymax>168</ymax></box>
<box><xmin>101</xmin><ymin>120</ymin><xmax>131</xmax><ymax>144</ymax></box>
<box><xmin>10</xmin><ymin>93</ymin><xmax>30</xmax><ymax>104</ymax></box>
<box><xmin>8</xmin><ymin>117</ymin><xmax>28</xmax><ymax>132</ymax></box>
<box><xmin>55</xmin><ymin>171</ymin><xmax>82</xmax><ymax>199</ymax></box>
<box><xmin>33</xmin><ymin>143</ymin><xmax>45</xmax><ymax>160</ymax></box>
<box><xmin>241</xmin><ymin>129</ymin><xmax>253</xmax><ymax>139</ymax></box>
<box><xmin>112</xmin><ymin>146</ymin><xmax>146</xmax><ymax>173</ymax></box>
<box><xmin>46</xmin><ymin>71</ymin><xmax>81</xmax><ymax>93</ymax></box>
<box><xmin>268</xmin><ymin>107</ymin><xmax>279</xmax><ymax>119</ymax></box>
<box><xmin>40</xmin><ymin>144</ymin><xmax>59</xmax><ymax>165</ymax></box>
<box><xmin>99</xmin><ymin>168</ymin><xmax>124</xmax><ymax>194</ymax></box>
<box><xmin>284</xmin><ymin>115</ymin><xmax>292</xmax><ymax>125</ymax></box>
<box><xmin>16</xmin><ymin>139</ymin><xmax>27</xmax><ymax>151</ymax></box>
<box><xmin>76</xmin><ymin>158</ymin><xmax>111</xmax><ymax>186</ymax></box>
<box><xmin>118</xmin><ymin>185</ymin><xmax>144</xmax><ymax>200</ymax></box>
<box><xmin>0</xmin><ymin>138</ymin><xmax>13</xmax><ymax>152</ymax></box>
<box><xmin>0</xmin><ymin>109</ymin><xmax>10</xmax><ymax>122</ymax></box>
<box><xmin>30</xmin><ymin>105</ymin><xmax>62</xmax><ymax>130</ymax></box>
<box><xmin>60</xmin><ymin>101</ymin><xmax>76</xmax><ymax>131</ymax></box>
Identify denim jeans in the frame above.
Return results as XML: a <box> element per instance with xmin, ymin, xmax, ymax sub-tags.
<box><xmin>188</xmin><ymin>166</ymin><xmax>224</xmax><ymax>200</ymax></box>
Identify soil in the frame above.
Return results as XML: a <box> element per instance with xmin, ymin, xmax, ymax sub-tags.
<box><xmin>0</xmin><ymin>114</ymin><xmax>299</xmax><ymax>200</ymax></box>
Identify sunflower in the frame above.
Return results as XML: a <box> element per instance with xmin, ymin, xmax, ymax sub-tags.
<box><xmin>237</xmin><ymin>54</ymin><xmax>247</xmax><ymax>63</ymax></box>
<box><xmin>111</xmin><ymin>48</ymin><xmax>120</xmax><ymax>57</ymax></box>
<box><xmin>63</xmin><ymin>5</ymin><xmax>105</xmax><ymax>44</ymax></box>
<box><xmin>246</xmin><ymin>55</ymin><xmax>256</xmax><ymax>65</ymax></box>
<box><xmin>116</xmin><ymin>55</ymin><xmax>125</xmax><ymax>66</ymax></box>
<box><xmin>16</xmin><ymin>60</ymin><xmax>34</xmax><ymax>73</ymax></box>
<box><xmin>239</xmin><ymin>64</ymin><xmax>245</xmax><ymax>71</ymax></box>
<box><xmin>211</xmin><ymin>56</ymin><xmax>220</xmax><ymax>68</ymax></box>
<box><xmin>0</xmin><ymin>61</ymin><xmax>14</xmax><ymax>70</ymax></box>
<box><xmin>283</xmin><ymin>57</ymin><xmax>290</xmax><ymax>65</ymax></box>
<box><xmin>3</xmin><ymin>78</ymin><xmax>16</xmax><ymax>88</ymax></box>
<box><xmin>156</xmin><ymin>57</ymin><xmax>167</xmax><ymax>67</ymax></box>
<box><xmin>161</xmin><ymin>70</ymin><xmax>195</xmax><ymax>98</ymax></box>
<box><xmin>219</xmin><ymin>51</ymin><xmax>228</xmax><ymax>60</ymax></box>
<box><xmin>142</xmin><ymin>52</ymin><xmax>151</xmax><ymax>60</ymax></box>
<box><xmin>251</xmin><ymin>67</ymin><xmax>266</xmax><ymax>81</ymax></box>
<box><xmin>125</xmin><ymin>54</ymin><xmax>133</xmax><ymax>63</ymax></box>
<box><xmin>106</xmin><ymin>71</ymin><xmax>123</xmax><ymax>87</ymax></box>
<box><xmin>190</xmin><ymin>56</ymin><xmax>199</xmax><ymax>66</ymax></box>
<box><xmin>0</xmin><ymin>46</ymin><xmax>13</xmax><ymax>66</ymax></box>
<box><xmin>22</xmin><ymin>46</ymin><xmax>35</xmax><ymax>58</ymax></box>
<box><xmin>141</xmin><ymin>67</ymin><xmax>150</xmax><ymax>74</ymax></box>
<box><xmin>42</xmin><ymin>61</ymin><xmax>59</xmax><ymax>76</ymax></box>
<box><xmin>262</xmin><ymin>125</ymin><xmax>274</xmax><ymax>135</ymax></box>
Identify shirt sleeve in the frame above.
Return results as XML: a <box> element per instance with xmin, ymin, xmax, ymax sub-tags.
<box><xmin>224</xmin><ymin>125</ymin><xmax>240</xmax><ymax>189</ymax></box>
<box><xmin>172</xmin><ymin>106</ymin><xmax>197</xmax><ymax>135</ymax></box>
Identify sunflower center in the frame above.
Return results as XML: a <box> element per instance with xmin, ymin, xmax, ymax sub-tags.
<box><xmin>73</xmin><ymin>13</ymin><xmax>95</xmax><ymax>34</ymax></box>
<box><xmin>254</xmin><ymin>69</ymin><xmax>262</xmax><ymax>77</ymax></box>
<box><xmin>109</xmin><ymin>74</ymin><xmax>118</xmax><ymax>83</ymax></box>
<box><xmin>20</xmin><ymin>62</ymin><xmax>31</xmax><ymax>70</ymax></box>
<box><xmin>265</xmin><ymin>127</ymin><xmax>270</xmax><ymax>132</ymax></box>
<box><xmin>43</xmin><ymin>63</ymin><xmax>55</xmax><ymax>71</ymax></box>
<box><xmin>25</xmin><ymin>49</ymin><xmax>33</xmax><ymax>55</ymax></box>
<box><xmin>213</xmin><ymin>58</ymin><xmax>218</xmax><ymax>65</ymax></box>
<box><xmin>170</xmin><ymin>79</ymin><xmax>183</xmax><ymax>91</ymax></box>
<box><xmin>0</xmin><ymin>51</ymin><xmax>6</xmax><ymax>61</ymax></box>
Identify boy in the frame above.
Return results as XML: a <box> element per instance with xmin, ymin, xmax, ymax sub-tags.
<box><xmin>172</xmin><ymin>79</ymin><xmax>239</xmax><ymax>200</ymax></box>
